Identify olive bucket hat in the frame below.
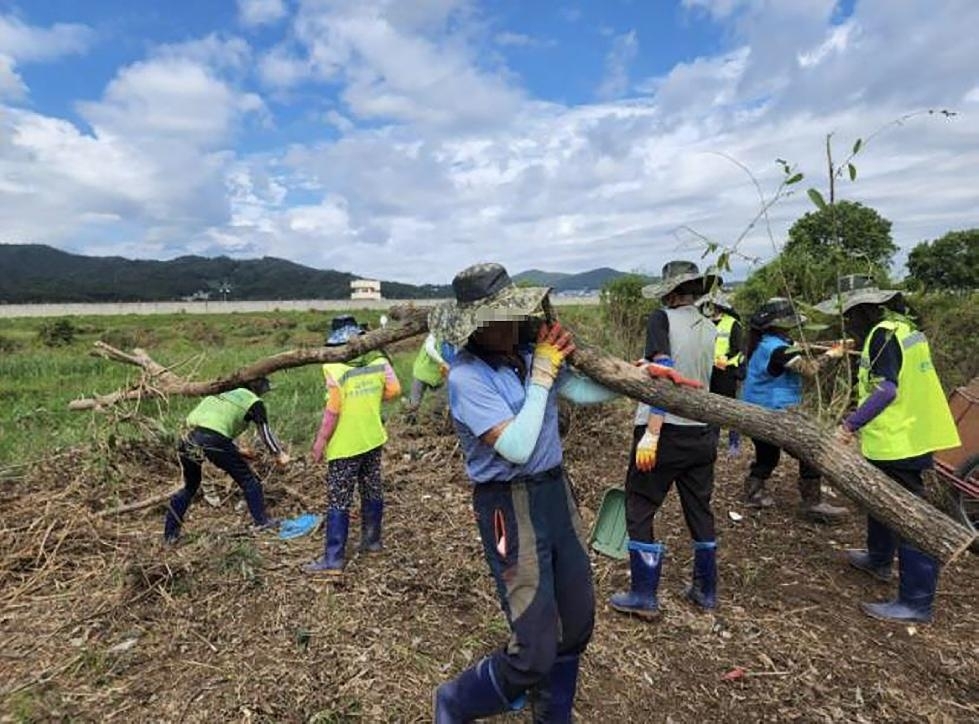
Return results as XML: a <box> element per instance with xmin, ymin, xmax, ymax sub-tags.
<box><xmin>697</xmin><ymin>290</ymin><xmax>737</xmax><ymax>317</ymax></box>
<box><xmin>641</xmin><ymin>260</ymin><xmax>722</xmax><ymax>300</ymax></box>
<box><xmin>814</xmin><ymin>274</ymin><xmax>902</xmax><ymax>315</ymax></box>
<box><xmin>428</xmin><ymin>263</ymin><xmax>551</xmax><ymax>347</ymax></box>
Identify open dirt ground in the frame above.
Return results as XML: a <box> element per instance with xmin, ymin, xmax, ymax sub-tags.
<box><xmin>2</xmin><ymin>402</ymin><xmax>977</xmax><ymax>722</ymax></box>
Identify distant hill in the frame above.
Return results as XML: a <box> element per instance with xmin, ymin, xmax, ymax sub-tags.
<box><xmin>0</xmin><ymin>244</ymin><xmax>451</xmax><ymax>303</ymax></box>
<box><xmin>513</xmin><ymin>267</ymin><xmax>656</xmax><ymax>292</ymax></box>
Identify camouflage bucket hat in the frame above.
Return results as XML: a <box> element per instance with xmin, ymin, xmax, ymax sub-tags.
<box><xmin>428</xmin><ymin>263</ymin><xmax>550</xmax><ymax>347</ymax></box>
<box><xmin>750</xmin><ymin>297</ymin><xmax>807</xmax><ymax>331</ymax></box>
<box><xmin>814</xmin><ymin>274</ymin><xmax>902</xmax><ymax>315</ymax></box>
<box><xmin>642</xmin><ymin>260</ymin><xmax>722</xmax><ymax>300</ymax></box>
<box><xmin>697</xmin><ymin>290</ymin><xmax>736</xmax><ymax>315</ymax></box>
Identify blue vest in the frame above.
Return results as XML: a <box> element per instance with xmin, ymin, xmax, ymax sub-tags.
<box><xmin>742</xmin><ymin>333</ymin><xmax>802</xmax><ymax>410</ymax></box>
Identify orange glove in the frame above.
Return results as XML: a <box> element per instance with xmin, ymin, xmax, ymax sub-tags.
<box><xmin>635</xmin><ymin>431</ymin><xmax>659</xmax><ymax>471</ymax></box>
<box><xmin>714</xmin><ymin>356</ymin><xmax>728</xmax><ymax>370</ymax></box>
<box><xmin>646</xmin><ymin>363</ymin><xmax>703</xmax><ymax>389</ymax></box>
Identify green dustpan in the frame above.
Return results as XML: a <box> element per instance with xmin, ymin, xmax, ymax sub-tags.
<box><xmin>590</xmin><ymin>487</ymin><xmax>628</xmax><ymax>560</ymax></box>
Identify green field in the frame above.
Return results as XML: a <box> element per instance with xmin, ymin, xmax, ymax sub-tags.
<box><xmin>0</xmin><ymin>310</ymin><xmax>418</xmax><ymax>467</ymax></box>
<box><xmin>0</xmin><ymin>306</ymin><xmax>610</xmax><ymax>468</ymax></box>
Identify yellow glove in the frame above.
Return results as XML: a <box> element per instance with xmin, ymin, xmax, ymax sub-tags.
<box><xmin>530</xmin><ymin>322</ymin><xmax>575</xmax><ymax>389</ymax></box>
<box><xmin>714</xmin><ymin>356</ymin><xmax>728</xmax><ymax>370</ymax></box>
<box><xmin>635</xmin><ymin>431</ymin><xmax>659</xmax><ymax>472</ymax></box>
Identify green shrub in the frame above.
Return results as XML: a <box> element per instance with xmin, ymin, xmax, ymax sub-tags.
<box><xmin>598</xmin><ymin>274</ymin><xmax>656</xmax><ymax>358</ymax></box>
<box><xmin>37</xmin><ymin>318</ymin><xmax>78</xmax><ymax>347</ymax></box>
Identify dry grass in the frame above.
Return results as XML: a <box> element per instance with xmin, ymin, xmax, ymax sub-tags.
<box><xmin>1</xmin><ymin>404</ymin><xmax>977</xmax><ymax>722</ymax></box>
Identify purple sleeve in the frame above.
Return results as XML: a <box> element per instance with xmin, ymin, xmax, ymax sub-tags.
<box><xmin>844</xmin><ymin>380</ymin><xmax>897</xmax><ymax>432</ymax></box>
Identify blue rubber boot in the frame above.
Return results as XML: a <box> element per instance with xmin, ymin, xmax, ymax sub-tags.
<box><xmin>609</xmin><ymin>541</ymin><xmax>664</xmax><ymax>620</ymax></box>
<box><xmin>359</xmin><ymin>499</ymin><xmax>384</xmax><ymax>553</ymax></box>
<box><xmin>433</xmin><ymin>657</ymin><xmax>518</xmax><ymax>723</ymax></box>
<box><xmin>861</xmin><ymin>545</ymin><xmax>938</xmax><ymax>624</ymax></box>
<box><xmin>163</xmin><ymin>488</ymin><xmax>193</xmax><ymax>543</ymax></box>
<box><xmin>845</xmin><ymin>516</ymin><xmax>897</xmax><ymax>582</ymax></box>
<box><xmin>685</xmin><ymin>540</ymin><xmax>717</xmax><ymax>610</ymax></box>
<box><xmin>531</xmin><ymin>654</ymin><xmax>580</xmax><ymax>723</ymax></box>
<box><xmin>302</xmin><ymin>510</ymin><xmax>349</xmax><ymax>577</ymax></box>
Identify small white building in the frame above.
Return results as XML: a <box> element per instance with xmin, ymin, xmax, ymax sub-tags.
<box><xmin>350</xmin><ymin>279</ymin><xmax>382</xmax><ymax>301</ymax></box>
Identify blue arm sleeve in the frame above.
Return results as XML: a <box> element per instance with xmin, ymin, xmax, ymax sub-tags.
<box><xmin>558</xmin><ymin>372</ymin><xmax>617</xmax><ymax>404</ymax></box>
<box><xmin>493</xmin><ymin>384</ymin><xmax>550</xmax><ymax>464</ymax></box>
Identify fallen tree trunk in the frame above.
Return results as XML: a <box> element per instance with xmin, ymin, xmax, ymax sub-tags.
<box><xmin>68</xmin><ymin>306</ymin><xmax>430</xmax><ymax>410</ymax></box>
<box><xmin>569</xmin><ymin>345</ymin><xmax>976</xmax><ymax>564</ymax></box>
<box><xmin>69</xmin><ymin>308</ymin><xmax>976</xmax><ymax>562</ymax></box>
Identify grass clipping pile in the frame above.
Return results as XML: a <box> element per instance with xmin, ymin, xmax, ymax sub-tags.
<box><xmin>2</xmin><ymin>403</ymin><xmax>977</xmax><ymax>722</ymax></box>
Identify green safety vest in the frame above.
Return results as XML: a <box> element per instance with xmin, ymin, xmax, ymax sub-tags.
<box><xmin>714</xmin><ymin>314</ymin><xmax>743</xmax><ymax>368</ymax></box>
<box><xmin>323</xmin><ymin>358</ymin><xmax>389</xmax><ymax>460</ymax></box>
<box><xmin>857</xmin><ymin>320</ymin><xmax>960</xmax><ymax>461</ymax></box>
<box><xmin>186</xmin><ymin>388</ymin><xmax>259</xmax><ymax>439</ymax></box>
<box><xmin>412</xmin><ymin>340</ymin><xmax>443</xmax><ymax>387</ymax></box>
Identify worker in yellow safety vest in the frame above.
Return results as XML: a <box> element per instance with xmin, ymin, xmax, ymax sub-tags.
<box><xmin>164</xmin><ymin>377</ymin><xmax>289</xmax><ymax>543</ymax></box>
<box><xmin>404</xmin><ymin>333</ymin><xmax>456</xmax><ymax>421</ymax></box>
<box><xmin>698</xmin><ymin>291</ymin><xmax>744</xmax><ymax>455</ymax></box>
<box><xmin>817</xmin><ymin>275</ymin><xmax>960</xmax><ymax>623</ymax></box>
<box><xmin>304</xmin><ymin>318</ymin><xmax>401</xmax><ymax>577</ymax></box>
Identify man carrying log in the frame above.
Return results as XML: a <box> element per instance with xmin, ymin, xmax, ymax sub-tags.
<box><xmin>610</xmin><ymin>261</ymin><xmax>721</xmax><ymax>619</ymax></box>
<box><xmin>428</xmin><ymin>262</ymin><xmax>686</xmax><ymax>723</ymax></box>
<box><xmin>820</xmin><ymin>276</ymin><xmax>962</xmax><ymax>623</ymax></box>
<box><xmin>164</xmin><ymin>377</ymin><xmax>289</xmax><ymax>543</ymax></box>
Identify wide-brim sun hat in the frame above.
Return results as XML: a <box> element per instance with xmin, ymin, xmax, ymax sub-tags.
<box><xmin>750</xmin><ymin>297</ymin><xmax>807</xmax><ymax>331</ymax></box>
<box><xmin>642</xmin><ymin>260</ymin><xmax>722</xmax><ymax>300</ymax></box>
<box><xmin>696</xmin><ymin>290</ymin><xmax>736</xmax><ymax>315</ymax></box>
<box><xmin>814</xmin><ymin>274</ymin><xmax>902</xmax><ymax>315</ymax></box>
<box><xmin>428</xmin><ymin>263</ymin><xmax>551</xmax><ymax>347</ymax></box>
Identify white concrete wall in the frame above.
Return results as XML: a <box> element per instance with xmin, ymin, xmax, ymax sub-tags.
<box><xmin>0</xmin><ymin>296</ymin><xmax>599</xmax><ymax>318</ymax></box>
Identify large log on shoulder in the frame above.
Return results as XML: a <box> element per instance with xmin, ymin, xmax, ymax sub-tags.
<box><xmin>570</xmin><ymin>345</ymin><xmax>976</xmax><ymax>565</ymax></box>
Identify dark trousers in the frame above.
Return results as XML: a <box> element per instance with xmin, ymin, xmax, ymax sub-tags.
<box><xmin>749</xmin><ymin>438</ymin><xmax>819</xmax><ymax>481</ymax></box>
<box><xmin>625</xmin><ymin>424</ymin><xmax>718</xmax><ymax>543</ymax></box>
<box><xmin>472</xmin><ymin>467</ymin><xmax>594</xmax><ymax>701</ymax></box>
<box><xmin>709</xmin><ymin>367</ymin><xmax>739</xmax><ymax>398</ymax></box>
<box><xmin>165</xmin><ymin>428</ymin><xmax>267</xmax><ymax>535</ymax></box>
<box><xmin>867</xmin><ymin>460</ymin><xmax>926</xmax><ymax>550</ymax></box>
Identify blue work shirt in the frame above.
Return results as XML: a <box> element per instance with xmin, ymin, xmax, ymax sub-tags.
<box><xmin>448</xmin><ymin>346</ymin><xmax>566</xmax><ymax>484</ymax></box>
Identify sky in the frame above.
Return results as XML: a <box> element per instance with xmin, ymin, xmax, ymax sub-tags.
<box><xmin>1</xmin><ymin>0</ymin><xmax>977</xmax><ymax>284</ymax></box>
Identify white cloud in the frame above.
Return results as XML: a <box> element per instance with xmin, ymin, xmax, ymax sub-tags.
<box><xmin>597</xmin><ymin>30</ymin><xmax>638</xmax><ymax>100</ymax></box>
<box><xmin>238</xmin><ymin>0</ymin><xmax>288</xmax><ymax>27</ymax></box>
<box><xmin>3</xmin><ymin>0</ymin><xmax>979</xmax><ymax>287</ymax></box>
<box><xmin>0</xmin><ymin>13</ymin><xmax>93</xmax><ymax>101</ymax></box>
<box><xmin>0</xmin><ymin>14</ymin><xmax>93</xmax><ymax>62</ymax></box>
<box><xmin>0</xmin><ymin>54</ymin><xmax>27</xmax><ymax>100</ymax></box>
<box><xmin>258</xmin><ymin>0</ymin><xmax>523</xmax><ymax>128</ymax></box>
<box><xmin>494</xmin><ymin>31</ymin><xmax>555</xmax><ymax>48</ymax></box>
<box><xmin>78</xmin><ymin>56</ymin><xmax>263</xmax><ymax>148</ymax></box>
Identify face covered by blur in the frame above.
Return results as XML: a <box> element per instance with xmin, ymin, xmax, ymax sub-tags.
<box><xmin>472</xmin><ymin>320</ymin><xmax>520</xmax><ymax>353</ymax></box>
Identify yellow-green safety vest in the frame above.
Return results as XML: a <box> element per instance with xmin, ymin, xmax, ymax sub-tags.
<box><xmin>714</xmin><ymin>314</ymin><xmax>743</xmax><ymax>368</ymax></box>
<box><xmin>412</xmin><ymin>342</ymin><xmax>443</xmax><ymax>387</ymax></box>
<box><xmin>323</xmin><ymin>358</ymin><xmax>389</xmax><ymax>460</ymax></box>
<box><xmin>185</xmin><ymin>388</ymin><xmax>259</xmax><ymax>439</ymax></box>
<box><xmin>857</xmin><ymin>320</ymin><xmax>960</xmax><ymax>461</ymax></box>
